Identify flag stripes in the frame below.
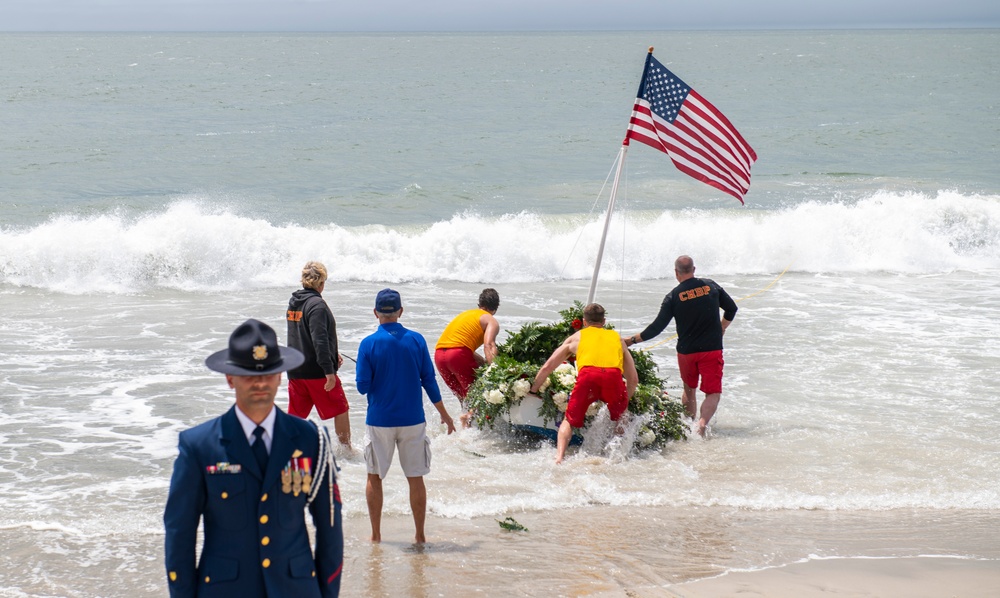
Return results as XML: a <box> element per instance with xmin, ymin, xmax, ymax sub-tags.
<box><xmin>624</xmin><ymin>53</ymin><xmax>756</xmax><ymax>203</ymax></box>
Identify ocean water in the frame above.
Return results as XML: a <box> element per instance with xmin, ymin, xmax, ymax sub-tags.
<box><xmin>1</xmin><ymin>30</ymin><xmax>999</xmax><ymax>597</ymax></box>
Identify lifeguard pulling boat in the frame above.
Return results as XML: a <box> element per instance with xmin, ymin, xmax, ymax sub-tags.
<box><xmin>464</xmin><ymin>303</ymin><xmax>687</xmax><ymax>449</ymax></box>
<box><xmin>463</xmin><ymin>47</ymin><xmax>755</xmax><ymax>450</ymax></box>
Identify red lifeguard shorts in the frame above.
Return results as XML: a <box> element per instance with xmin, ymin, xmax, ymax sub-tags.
<box><xmin>288</xmin><ymin>376</ymin><xmax>350</xmax><ymax>420</ymax></box>
<box><xmin>676</xmin><ymin>350</ymin><xmax>724</xmax><ymax>395</ymax></box>
<box><xmin>434</xmin><ymin>347</ymin><xmax>479</xmax><ymax>400</ymax></box>
<box><xmin>564</xmin><ymin>366</ymin><xmax>628</xmax><ymax>428</ymax></box>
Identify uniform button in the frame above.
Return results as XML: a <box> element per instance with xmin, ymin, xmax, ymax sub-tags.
<box><xmin>261</xmin><ymin>493</ymin><xmax>268</xmax><ymax>502</ymax></box>
<box><xmin>262</xmin><ymin>558</ymin><xmax>271</xmax><ymax>568</ymax></box>
<box><xmin>259</xmin><ymin>514</ymin><xmax>269</xmax><ymax>524</ymax></box>
<box><xmin>312</xmin><ymin>571</ymin><xmax>316</xmax><ymax>577</ymax></box>
<box><xmin>169</xmin><ymin>572</ymin><xmax>177</xmax><ymax>582</ymax></box>
<box><xmin>205</xmin><ymin>576</ymin><xmax>211</xmax><ymax>583</ymax></box>
<box><xmin>261</xmin><ymin>536</ymin><xmax>270</xmax><ymax>546</ymax></box>
<box><xmin>221</xmin><ymin>491</ymin><xmax>228</xmax><ymax>499</ymax></box>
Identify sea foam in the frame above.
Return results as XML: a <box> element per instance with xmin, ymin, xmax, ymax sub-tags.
<box><xmin>1</xmin><ymin>191</ymin><xmax>998</xmax><ymax>294</ymax></box>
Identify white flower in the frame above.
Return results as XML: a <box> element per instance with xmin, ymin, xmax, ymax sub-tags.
<box><xmin>557</xmin><ymin>373</ymin><xmax>576</xmax><ymax>388</ymax></box>
<box><xmin>638</xmin><ymin>428</ymin><xmax>656</xmax><ymax>447</ymax></box>
<box><xmin>486</xmin><ymin>389</ymin><xmax>506</xmax><ymax>404</ymax></box>
<box><xmin>512</xmin><ymin>379</ymin><xmax>531</xmax><ymax>399</ymax></box>
<box><xmin>499</xmin><ymin>382</ymin><xmax>511</xmax><ymax>396</ymax></box>
<box><xmin>540</xmin><ymin>377</ymin><xmax>551</xmax><ymax>392</ymax></box>
<box><xmin>553</xmin><ymin>391</ymin><xmax>569</xmax><ymax>412</ymax></box>
<box><xmin>555</xmin><ymin>363</ymin><xmax>576</xmax><ymax>375</ymax></box>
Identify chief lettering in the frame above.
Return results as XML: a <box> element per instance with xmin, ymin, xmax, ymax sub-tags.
<box><xmin>252</xmin><ymin>345</ymin><xmax>268</xmax><ymax>361</ymax></box>
<box><xmin>679</xmin><ymin>285</ymin><xmax>711</xmax><ymax>301</ymax></box>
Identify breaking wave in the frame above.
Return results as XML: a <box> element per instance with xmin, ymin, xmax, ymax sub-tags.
<box><xmin>2</xmin><ymin>190</ymin><xmax>998</xmax><ymax>293</ymax></box>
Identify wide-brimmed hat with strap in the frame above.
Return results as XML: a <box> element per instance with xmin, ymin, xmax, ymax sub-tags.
<box><xmin>204</xmin><ymin>318</ymin><xmax>305</xmax><ymax>375</ymax></box>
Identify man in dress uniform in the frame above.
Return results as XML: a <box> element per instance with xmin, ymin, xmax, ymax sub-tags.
<box><xmin>164</xmin><ymin>319</ymin><xmax>343</xmax><ymax>597</ymax></box>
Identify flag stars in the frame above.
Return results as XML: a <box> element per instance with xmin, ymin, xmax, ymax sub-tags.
<box><xmin>625</xmin><ymin>54</ymin><xmax>756</xmax><ymax>202</ymax></box>
<box><xmin>643</xmin><ymin>75</ymin><xmax>689</xmax><ymax>123</ymax></box>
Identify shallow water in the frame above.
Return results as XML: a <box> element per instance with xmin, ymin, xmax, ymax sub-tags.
<box><xmin>1</xmin><ymin>272</ymin><xmax>999</xmax><ymax>595</ymax></box>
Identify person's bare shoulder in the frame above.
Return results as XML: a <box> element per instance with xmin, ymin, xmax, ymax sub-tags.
<box><xmin>563</xmin><ymin>330</ymin><xmax>583</xmax><ymax>350</ymax></box>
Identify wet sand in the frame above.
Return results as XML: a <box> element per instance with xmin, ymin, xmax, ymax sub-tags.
<box><xmin>667</xmin><ymin>557</ymin><xmax>1000</xmax><ymax>598</ymax></box>
<box><xmin>335</xmin><ymin>504</ymin><xmax>1000</xmax><ymax>597</ymax></box>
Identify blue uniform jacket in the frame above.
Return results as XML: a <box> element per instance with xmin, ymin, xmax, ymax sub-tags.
<box><xmin>164</xmin><ymin>406</ymin><xmax>343</xmax><ymax>597</ymax></box>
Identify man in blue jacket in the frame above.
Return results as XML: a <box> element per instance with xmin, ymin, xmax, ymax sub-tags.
<box><xmin>356</xmin><ymin>289</ymin><xmax>455</xmax><ymax>544</ymax></box>
<box><xmin>164</xmin><ymin>319</ymin><xmax>343</xmax><ymax>597</ymax></box>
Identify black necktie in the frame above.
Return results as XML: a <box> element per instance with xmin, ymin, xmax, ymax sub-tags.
<box><xmin>252</xmin><ymin>426</ymin><xmax>269</xmax><ymax>472</ymax></box>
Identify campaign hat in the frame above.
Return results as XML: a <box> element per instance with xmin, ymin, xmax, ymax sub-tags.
<box><xmin>205</xmin><ymin>319</ymin><xmax>305</xmax><ymax>375</ymax></box>
<box><xmin>375</xmin><ymin>288</ymin><xmax>402</xmax><ymax>313</ymax></box>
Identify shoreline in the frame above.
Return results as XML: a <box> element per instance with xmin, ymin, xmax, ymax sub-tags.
<box><xmin>666</xmin><ymin>556</ymin><xmax>1000</xmax><ymax>598</ymax></box>
<box><xmin>334</xmin><ymin>504</ymin><xmax>1000</xmax><ymax>596</ymax></box>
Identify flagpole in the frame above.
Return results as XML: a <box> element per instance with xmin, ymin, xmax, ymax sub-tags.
<box><xmin>587</xmin><ymin>143</ymin><xmax>628</xmax><ymax>305</ymax></box>
<box><xmin>586</xmin><ymin>46</ymin><xmax>653</xmax><ymax>304</ymax></box>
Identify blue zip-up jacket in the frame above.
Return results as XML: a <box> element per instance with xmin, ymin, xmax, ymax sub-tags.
<box><xmin>355</xmin><ymin>322</ymin><xmax>443</xmax><ymax>427</ymax></box>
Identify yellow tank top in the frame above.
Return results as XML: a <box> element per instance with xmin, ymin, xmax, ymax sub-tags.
<box><xmin>435</xmin><ymin>309</ymin><xmax>488</xmax><ymax>351</ymax></box>
<box><xmin>576</xmin><ymin>327</ymin><xmax>623</xmax><ymax>370</ymax></box>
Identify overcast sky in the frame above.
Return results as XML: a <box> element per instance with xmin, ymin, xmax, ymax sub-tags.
<box><xmin>3</xmin><ymin>0</ymin><xmax>999</xmax><ymax>32</ymax></box>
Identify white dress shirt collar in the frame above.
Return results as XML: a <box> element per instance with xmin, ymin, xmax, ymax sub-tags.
<box><xmin>234</xmin><ymin>405</ymin><xmax>276</xmax><ymax>453</ymax></box>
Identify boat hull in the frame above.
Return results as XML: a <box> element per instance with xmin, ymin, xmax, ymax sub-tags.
<box><xmin>502</xmin><ymin>394</ymin><xmax>582</xmax><ymax>444</ymax></box>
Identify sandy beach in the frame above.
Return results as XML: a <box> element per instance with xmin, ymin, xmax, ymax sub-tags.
<box><xmin>668</xmin><ymin>557</ymin><xmax>1000</xmax><ymax>598</ymax></box>
<box><xmin>332</xmin><ymin>503</ymin><xmax>1000</xmax><ymax>597</ymax></box>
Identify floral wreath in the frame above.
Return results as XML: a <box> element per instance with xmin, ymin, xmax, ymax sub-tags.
<box><xmin>465</xmin><ymin>302</ymin><xmax>687</xmax><ymax>448</ymax></box>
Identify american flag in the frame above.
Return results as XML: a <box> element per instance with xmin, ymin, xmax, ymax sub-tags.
<box><xmin>625</xmin><ymin>51</ymin><xmax>757</xmax><ymax>204</ymax></box>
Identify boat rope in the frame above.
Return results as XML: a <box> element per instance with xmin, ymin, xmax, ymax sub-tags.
<box><xmin>637</xmin><ymin>261</ymin><xmax>794</xmax><ymax>353</ymax></box>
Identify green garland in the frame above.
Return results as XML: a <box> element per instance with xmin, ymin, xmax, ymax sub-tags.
<box><xmin>465</xmin><ymin>302</ymin><xmax>687</xmax><ymax>448</ymax></box>
<box><xmin>496</xmin><ymin>516</ymin><xmax>528</xmax><ymax>532</ymax></box>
